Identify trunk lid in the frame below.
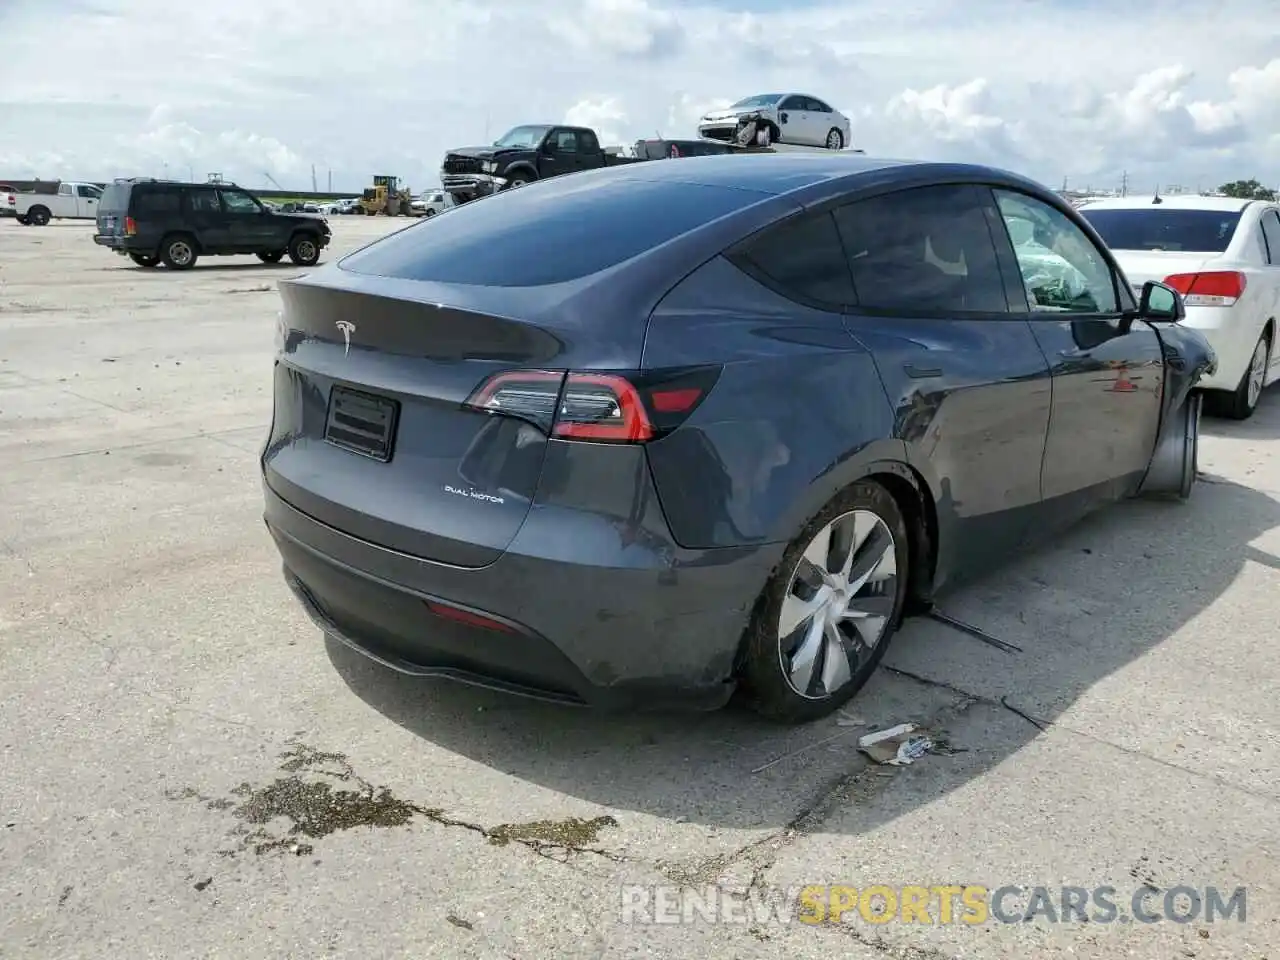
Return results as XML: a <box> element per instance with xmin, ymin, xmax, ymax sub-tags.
<box><xmin>264</xmin><ymin>269</ymin><xmax>640</xmax><ymax>568</ymax></box>
<box><xmin>1109</xmin><ymin>250</ymin><xmax>1214</xmax><ymax>299</ymax></box>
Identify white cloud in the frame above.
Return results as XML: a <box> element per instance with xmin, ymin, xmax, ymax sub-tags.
<box><xmin>564</xmin><ymin>97</ymin><xmax>629</xmax><ymax>145</ymax></box>
<box><xmin>0</xmin><ymin>0</ymin><xmax>1278</xmax><ymax>194</ymax></box>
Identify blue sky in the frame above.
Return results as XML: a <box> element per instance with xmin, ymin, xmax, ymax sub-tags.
<box><xmin>1</xmin><ymin>0</ymin><xmax>1278</xmax><ymax>194</ymax></box>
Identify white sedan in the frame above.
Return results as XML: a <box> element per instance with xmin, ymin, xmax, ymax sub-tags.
<box><xmin>698</xmin><ymin>93</ymin><xmax>851</xmax><ymax>150</ymax></box>
<box><xmin>1078</xmin><ymin>195</ymin><xmax>1280</xmax><ymax>419</ymax></box>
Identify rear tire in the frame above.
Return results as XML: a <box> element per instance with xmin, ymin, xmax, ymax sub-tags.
<box><xmin>159</xmin><ymin>234</ymin><xmax>198</xmax><ymax>270</ymax></box>
<box><xmin>257</xmin><ymin>250</ymin><xmax>284</xmax><ymax>264</ymax></box>
<box><xmin>1211</xmin><ymin>330</ymin><xmax>1270</xmax><ymax>420</ymax></box>
<box><xmin>27</xmin><ymin>206</ymin><xmax>50</xmax><ymax>226</ymax></box>
<box><xmin>740</xmin><ymin>480</ymin><xmax>910</xmax><ymax>724</ymax></box>
<box><xmin>129</xmin><ymin>253</ymin><xmax>160</xmax><ymax>268</ymax></box>
<box><xmin>287</xmin><ymin>233</ymin><xmax>320</xmax><ymax>267</ymax></box>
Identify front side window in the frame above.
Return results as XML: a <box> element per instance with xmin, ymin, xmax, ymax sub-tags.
<box><xmin>76</xmin><ymin>184</ymin><xmax>101</xmax><ymax>199</ymax></box>
<box><xmin>833</xmin><ymin>185</ymin><xmax>1009</xmax><ymax>314</ymax></box>
<box><xmin>553</xmin><ymin>129</ymin><xmax>578</xmax><ymax>152</ymax></box>
<box><xmin>732</xmin><ymin>211</ymin><xmax>855</xmax><ymax>307</ymax></box>
<box><xmin>220</xmin><ymin>190</ymin><xmax>261</xmax><ymax>214</ymax></box>
<box><xmin>995</xmin><ymin>190</ymin><xmax>1118</xmax><ymax>313</ymax></box>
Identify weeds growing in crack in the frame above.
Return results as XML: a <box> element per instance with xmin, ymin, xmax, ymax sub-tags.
<box><xmin>168</xmin><ymin>739</ymin><xmax>622</xmax><ymax>864</ymax></box>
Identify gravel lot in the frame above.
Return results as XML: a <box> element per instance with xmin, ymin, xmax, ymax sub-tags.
<box><xmin>2</xmin><ymin>216</ymin><xmax>1278</xmax><ymax>959</ymax></box>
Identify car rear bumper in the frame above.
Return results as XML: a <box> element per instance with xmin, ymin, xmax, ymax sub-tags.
<box><xmin>262</xmin><ymin>465</ymin><xmax>782</xmax><ymax>712</ymax></box>
<box><xmin>93</xmin><ymin>234</ymin><xmax>134</xmax><ymax>250</ymax></box>
<box><xmin>1175</xmin><ymin>307</ymin><xmax>1263</xmax><ymax>392</ymax></box>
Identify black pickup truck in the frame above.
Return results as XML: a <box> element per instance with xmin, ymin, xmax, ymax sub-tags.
<box><xmin>440</xmin><ymin>125</ymin><xmax>759</xmax><ymax>204</ymax></box>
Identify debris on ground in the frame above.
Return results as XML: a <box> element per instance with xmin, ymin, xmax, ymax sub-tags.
<box><xmin>858</xmin><ymin>723</ymin><xmax>936</xmax><ymax>765</ymax></box>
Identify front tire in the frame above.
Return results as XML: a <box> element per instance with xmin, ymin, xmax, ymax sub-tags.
<box><xmin>825</xmin><ymin>128</ymin><xmax>845</xmax><ymax>150</ymax></box>
<box><xmin>287</xmin><ymin>233</ymin><xmax>321</xmax><ymax>267</ymax></box>
<box><xmin>504</xmin><ymin>173</ymin><xmax>533</xmax><ymax>189</ymax></box>
<box><xmin>740</xmin><ymin>481</ymin><xmax>910</xmax><ymax>724</ymax></box>
<box><xmin>1213</xmin><ymin>330</ymin><xmax>1270</xmax><ymax>420</ymax></box>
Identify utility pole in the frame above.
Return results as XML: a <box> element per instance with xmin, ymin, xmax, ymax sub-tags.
<box><xmin>1120</xmin><ymin>170</ymin><xmax>1129</xmax><ymax>196</ymax></box>
<box><xmin>327</xmin><ymin>169</ymin><xmax>332</xmax><ymax>192</ymax></box>
<box><xmin>311</xmin><ymin>164</ymin><xmax>317</xmax><ymax>192</ymax></box>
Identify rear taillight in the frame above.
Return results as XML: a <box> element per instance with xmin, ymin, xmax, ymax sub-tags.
<box><xmin>463</xmin><ymin>366</ymin><xmax>721</xmax><ymax>443</ymax></box>
<box><xmin>124</xmin><ymin>216</ymin><xmax>137</xmax><ymax>236</ymax></box>
<box><xmin>4</xmin><ymin>194</ymin><xmax>13</xmax><ymax>206</ymax></box>
<box><xmin>1163</xmin><ymin>271</ymin><xmax>1246</xmax><ymax>307</ymax></box>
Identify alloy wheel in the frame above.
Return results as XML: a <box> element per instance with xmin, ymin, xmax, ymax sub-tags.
<box><xmin>1247</xmin><ymin>337</ymin><xmax>1268</xmax><ymax>410</ymax></box>
<box><xmin>777</xmin><ymin>509</ymin><xmax>897</xmax><ymax>700</ymax></box>
<box><xmin>169</xmin><ymin>241</ymin><xmax>193</xmax><ymax>266</ymax></box>
<box><xmin>296</xmin><ymin>240</ymin><xmax>317</xmax><ymax>262</ymax></box>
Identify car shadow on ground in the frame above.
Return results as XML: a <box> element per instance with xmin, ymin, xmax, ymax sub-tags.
<box><xmin>324</xmin><ymin>449</ymin><xmax>1280</xmax><ymax>836</ymax></box>
<box><xmin>1201</xmin><ymin>385</ymin><xmax>1280</xmax><ymax>441</ymax></box>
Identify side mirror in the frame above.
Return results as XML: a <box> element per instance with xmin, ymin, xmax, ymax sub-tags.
<box><xmin>1139</xmin><ymin>280</ymin><xmax>1185</xmax><ymax>322</ymax></box>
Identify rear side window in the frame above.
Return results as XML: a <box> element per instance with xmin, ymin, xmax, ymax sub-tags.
<box><xmin>186</xmin><ymin>189</ymin><xmax>220</xmax><ymax>214</ymax></box>
<box><xmin>132</xmin><ymin>188</ymin><xmax>181</xmax><ymax>215</ymax></box>
<box><xmin>340</xmin><ymin>177</ymin><xmax>765</xmax><ymax>287</ymax></box>
<box><xmin>731</xmin><ymin>211</ymin><xmax>854</xmax><ymax>307</ymax></box>
<box><xmin>1079</xmin><ymin>208</ymin><xmax>1243</xmax><ymax>253</ymax></box>
<box><xmin>1260</xmin><ymin>210</ymin><xmax>1280</xmax><ymax>265</ymax></box>
<box><xmin>834</xmin><ymin>185</ymin><xmax>1009</xmax><ymax>313</ymax></box>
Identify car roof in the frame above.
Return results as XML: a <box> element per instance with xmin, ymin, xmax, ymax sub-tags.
<box><xmin>572</xmin><ymin>152</ymin><xmax>1047</xmax><ymax>204</ymax></box>
<box><xmin>1078</xmin><ymin>195</ymin><xmax>1255</xmax><ymax>213</ymax></box>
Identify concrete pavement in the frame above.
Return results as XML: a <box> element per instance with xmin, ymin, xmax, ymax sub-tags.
<box><xmin>1</xmin><ymin>215</ymin><xmax>1277</xmax><ymax>959</ymax></box>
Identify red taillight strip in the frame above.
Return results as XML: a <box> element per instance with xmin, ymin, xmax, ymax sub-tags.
<box><xmin>553</xmin><ymin>372</ymin><xmax>653</xmax><ymax>442</ymax></box>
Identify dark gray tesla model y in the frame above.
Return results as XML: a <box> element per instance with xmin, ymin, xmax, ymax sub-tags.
<box><xmin>261</xmin><ymin>154</ymin><xmax>1215</xmax><ymax>724</ymax></box>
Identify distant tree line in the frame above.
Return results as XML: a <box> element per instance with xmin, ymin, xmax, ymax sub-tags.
<box><xmin>1217</xmin><ymin>179</ymin><xmax>1276</xmax><ymax>200</ymax></box>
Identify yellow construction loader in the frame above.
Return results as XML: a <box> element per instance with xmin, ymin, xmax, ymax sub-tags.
<box><xmin>358</xmin><ymin>175</ymin><xmax>413</xmax><ymax>216</ymax></box>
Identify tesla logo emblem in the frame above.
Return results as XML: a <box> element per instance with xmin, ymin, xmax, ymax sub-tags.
<box><xmin>335</xmin><ymin>320</ymin><xmax>355</xmax><ymax>356</ymax></box>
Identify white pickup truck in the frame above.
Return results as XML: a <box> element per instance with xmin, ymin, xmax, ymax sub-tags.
<box><xmin>8</xmin><ymin>181</ymin><xmax>104</xmax><ymax>226</ymax></box>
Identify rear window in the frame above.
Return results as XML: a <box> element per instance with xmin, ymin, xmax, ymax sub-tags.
<box><xmin>339</xmin><ymin>176</ymin><xmax>764</xmax><ymax>286</ymax></box>
<box><xmin>1080</xmin><ymin>208</ymin><xmax>1243</xmax><ymax>253</ymax></box>
<box><xmin>98</xmin><ymin>184</ymin><xmax>129</xmax><ymax>214</ymax></box>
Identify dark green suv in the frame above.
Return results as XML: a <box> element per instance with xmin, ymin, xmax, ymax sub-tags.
<box><xmin>93</xmin><ymin>178</ymin><xmax>331</xmax><ymax>270</ymax></box>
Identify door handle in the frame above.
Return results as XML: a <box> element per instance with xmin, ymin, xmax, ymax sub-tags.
<box><xmin>904</xmin><ymin>363</ymin><xmax>942</xmax><ymax>379</ymax></box>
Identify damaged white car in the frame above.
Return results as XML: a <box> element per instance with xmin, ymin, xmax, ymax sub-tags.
<box><xmin>698</xmin><ymin>93</ymin><xmax>852</xmax><ymax>150</ymax></box>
